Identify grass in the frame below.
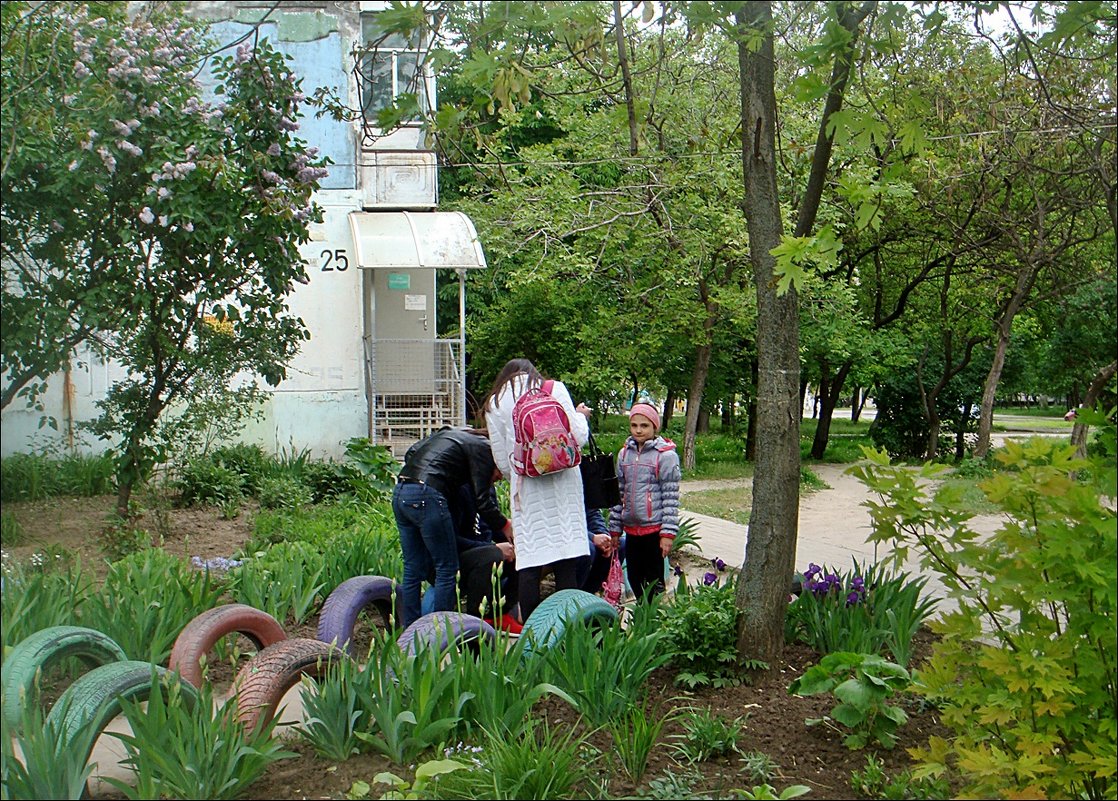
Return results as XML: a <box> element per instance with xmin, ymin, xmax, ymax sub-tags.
<box><xmin>681</xmin><ymin>487</ymin><xmax>753</xmax><ymax>526</ymax></box>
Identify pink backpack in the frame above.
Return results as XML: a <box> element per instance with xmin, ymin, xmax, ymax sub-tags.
<box><xmin>511</xmin><ymin>379</ymin><xmax>581</xmax><ymax>477</ymax></box>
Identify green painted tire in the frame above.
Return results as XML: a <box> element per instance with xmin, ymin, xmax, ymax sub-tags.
<box><xmin>2</xmin><ymin>625</ymin><xmax>128</xmax><ymax>731</ymax></box>
<box><xmin>45</xmin><ymin>661</ymin><xmax>198</xmax><ymax>766</ymax></box>
<box><xmin>519</xmin><ymin>589</ymin><xmax>619</xmax><ymax>656</ymax></box>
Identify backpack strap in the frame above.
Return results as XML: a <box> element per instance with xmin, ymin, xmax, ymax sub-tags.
<box><xmin>542</xmin><ymin>379</ymin><xmax>554</xmax><ymax>394</ymax></box>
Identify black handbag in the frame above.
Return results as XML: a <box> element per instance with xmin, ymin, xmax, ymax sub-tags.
<box><xmin>580</xmin><ymin>431</ymin><xmax>621</xmax><ymax>509</ymax></box>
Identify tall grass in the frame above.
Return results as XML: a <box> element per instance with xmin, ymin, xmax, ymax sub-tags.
<box><xmin>1</xmin><ymin>452</ymin><xmax>116</xmax><ymax>501</ymax></box>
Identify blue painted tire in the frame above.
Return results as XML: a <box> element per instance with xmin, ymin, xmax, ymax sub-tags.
<box><xmin>2</xmin><ymin>625</ymin><xmax>128</xmax><ymax>732</ymax></box>
<box><xmin>520</xmin><ymin>589</ymin><xmax>619</xmax><ymax>656</ymax></box>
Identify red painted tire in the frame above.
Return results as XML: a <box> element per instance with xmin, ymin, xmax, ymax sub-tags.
<box><xmin>168</xmin><ymin>604</ymin><xmax>287</xmax><ymax>688</ymax></box>
<box><xmin>232</xmin><ymin>638</ymin><xmax>345</xmax><ymax>731</ymax></box>
<box><xmin>316</xmin><ymin>575</ymin><xmax>399</xmax><ymax>655</ymax></box>
<box><xmin>395</xmin><ymin>611</ymin><xmax>496</xmax><ymax>658</ymax></box>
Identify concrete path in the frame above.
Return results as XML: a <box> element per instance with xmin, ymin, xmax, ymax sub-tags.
<box><xmin>677</xmin><ymin>463</ymin><xmax>1007</xmax><ymax>618</ymax></box>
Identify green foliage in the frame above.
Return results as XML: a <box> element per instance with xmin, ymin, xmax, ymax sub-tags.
<box><xmin>0</xmin><ymin>452</ymin><xmax>115</xmax><ymax>501</ymax></box>
<box><xmin>850</xmin><ymin>753</ymin><xmax>950</xmax><ymax>800</ymax></box>
<box><xmin>659</xmin><ymin>577</ymin><xmax>745</xmax><ymax>687</ymax></box>
<box><xmin>256</xmin><ymin>475</ymin><xmax>314</xmax><ymax>510</ymax></box>
<box><xmin>539</xmin><ymin>612</ymin><xmax>669</xmax><ymax>727</ymax></box>
<box><xmin>789</xmin><ymin>651</ymin><xmax>912</xmax><ymax>750</ymax></box>
<box><xmin>229</xmin><ymin>542</ymin><xmax>326</xmax><ymax>626</ymax></box>
<box><xmin>784</xmin><ymin>560</ymin><xmax>937</xmax><ymax>667</ymax></box>
<box><xmin>734</xmin><ymin>785</ymin><xmax>812</xmax><ymax>800</ymax></box>
<box><xmin>2</xmin><ymin>4</ymin><xmax>327</xmax><ymax>509</ymax></box>
<box><xmin>1</xmin><ymin>695</ymin><xmax>97</xmax><ymax>800</ymax></box>
<box><xmin>671</xmin><ymin>707</ymin><xmax>748</xmax><ymax>763</ymax></box>
<box><xmin>98</xmin><ymin>517</ymin><xmax>153</xmax><ymax>562</ymax></box>
<box><xmin>353</xmin><ymin>636</ymin><xmax>470</xmax><ymax>765</ymax></box>
<box><xmin>176</xmin><ymin>458</ymin><xmax>244</xmax><ymax>507</ymax></box>
<box><xmin>83</xmin><ymin>548</ymin><xmax>223</xmax><ymax>663</ymax></box>
<box><xmin>452</xmin><ymin>634</ymin><xmax>567</xmax><ymax>739</ymax></box>
<box><xmin>853</xmin><ymin>436</ymin><xmax>1117</xmax><ymax>799</ymax></box>
<box><xmin>369</xmin><ymin>759</ymin><xmax>470</xmax><ymax>800</ymax></box>
<box><xmin>608</xmin><ymin>702</ymin><xmax>670</xmax><ymax>784</ymax></box>
<box><xmin>244</xmin><ymin>503</ymin><xmax>403</xmax><ymax>590</ymax></box>
<box><xmin>0</xmin><ymin>512</ymin><xmax>26</xmax><ymax>546</ymax></box>
<box><xmin>108</xmin><ymin>677</ymin><xmax>295</xmax><ymax>800</ymax></box>
<box><xmin>294</xmin><ymin>655</ymin><xmax>365</xmax><ymax>761</ymax></box>
<box><xmin>0</xmin><ymin>559</ymin><xmax>89</xmax><ymax>653</ymax></box>
<box><xmin>635</xmin><ymin>766</ymin><xmax>707</xmax><ymax>800</ymax></box>
<box><xmin>428</xmin><ymin>721</ymin><xmax>595</xmax><ymax>800</ymax></box>
<box><xmin>739</xmin><ymin>750</ymin><xmax>780</xmax><ymax>784</ymax></box>
<box><xmin>208</xmin><ymin>444</ymin><xmax>271</xmax><ymax>495</ymax></box>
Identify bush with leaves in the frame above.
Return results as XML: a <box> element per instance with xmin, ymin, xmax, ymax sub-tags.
<box><xmin>852</xmin><ymin>432</ymin><xmax>1117</xmax><ymax>799</ymax></box>
<box><xmin>659</xmin><ymin>574</ymin><xmax>747</xmax><ymax>687</ymax></box>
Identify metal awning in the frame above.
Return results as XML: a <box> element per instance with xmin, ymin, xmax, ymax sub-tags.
<box><xmin>348</xmin><ymin>211</ymin><xmax>487</xmax><ymax>270</ymax></box>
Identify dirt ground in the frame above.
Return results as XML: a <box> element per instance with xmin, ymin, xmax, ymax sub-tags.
<box><xmin>3</xmin><ymin>477</ymin><xmax>948</xmax><ymax>800</ymax></box>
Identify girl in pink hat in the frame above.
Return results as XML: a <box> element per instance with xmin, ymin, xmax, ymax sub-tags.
<box><xmin>608</xmin><ymin>402</ymin><xmax>680</xmax><ymax>603</ymax></box>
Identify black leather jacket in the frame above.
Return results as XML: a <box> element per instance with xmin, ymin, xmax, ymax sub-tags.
<box><xmin>399</xmin><ymin>428</ymin><xmax>507</xmax><ymax>535</ymax></box>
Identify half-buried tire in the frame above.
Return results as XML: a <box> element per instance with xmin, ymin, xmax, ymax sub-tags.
<box><xmin>45</xmin><ymin>661</ymin><xmax>199</xmax><ymax>771</ymax></box>
<box><xmin>395</xmin><ymin>611</ymin><xmax>496</xmax><ymax>658</ymax></box>
<box><xmin>2</xmin><ymin>625</ymin><xmax>128</xmax><ymax>732</ymax></box>
<box><xmin>168</xmin><ymin>604</ymin><xmax>287</xmax><ymax>688</ymax></box>
<box><xmin>520</xmin><ymin>589</ymin><xmax>619</xmax><ymax>656</ymax></box>
<box><xmin>232</xmin><ymin>638</ymin><xmax>345</xmax><ymax>731</ymax></box>
<box><xmin>316</xmin><ymin>575</ymin><xmax>400</xmax><ymax>655</ymax></box>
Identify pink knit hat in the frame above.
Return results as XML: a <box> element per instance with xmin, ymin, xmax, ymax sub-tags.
<box><xmin>628</xmin><ymin>402</ymin><xmax>661</xmax><ymax>432</ymax></box>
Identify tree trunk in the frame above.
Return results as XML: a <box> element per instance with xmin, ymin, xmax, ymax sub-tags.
<box><xmin>734</xmin><ymin>2</ymin><xmax>801</xmax><ymax>667</ymax></box>
<box><xmin>810</xmin><ymin>361</ymin><xmax>852</xmax><ymax>459</ymax></box>
<box><xmin>1072</xmin><ymin>359</ymin><xmax>1117</xmax><ymax>458</ymax></box>
<box><xmin>662</xmin><ymin>387</ymin><xmax>676</xmax><ymax>433</ymax></box>
<box><xmin>745</xmin><ymin>355</ymin><xmax>758</xmax><ymax>461</ymax></box>
<box><xmin>850</xmin><ymin>386</ymin><xmax>862</xmax><ymax>422</ymax></box>
<box><xmin>683</xmin><ymin>341</ymin><xmax>713</xmax><ymax>470</ymax></box>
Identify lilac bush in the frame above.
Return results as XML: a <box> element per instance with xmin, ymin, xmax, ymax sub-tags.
<box><xmin>2</xmin><ymin>4</ymin><xmax>327</xmax><ymax>515</ymax></box>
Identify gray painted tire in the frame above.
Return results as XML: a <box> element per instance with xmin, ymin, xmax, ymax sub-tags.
<box><xmin>2</xmin><ymin>625</ymin><xmax>128</xmax><ymax>732</ymax></box>
<box><xmin>395</xmin><ymin>611</ymin><xmax>496</xmax><ymax>658</ymax></box>
<box><xmin>168</xmin><ymin>604</ymin><xmax>287</xmax><ymax>688</ymax></box>
<box><xmin>45</xmin><ymin>661</ymin><xmax>198</xmax><ymax>768</ymax></box>
<box><xmin>316</xmin><ymin>575</ymin><xmax>400</xmax><ymax>654</ymax></box>
<box><xmin>232</xmin><ymin>638</ymin><xmax>345</xmax><ymax>731</ymax></box>
<box><xmin>520</xmin><ymin>589</ymin><xmax>619</xmax><ymax>656</ymax></box>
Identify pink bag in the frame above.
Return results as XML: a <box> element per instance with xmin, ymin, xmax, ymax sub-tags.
<box><xmin>602</xmin><ymin>550</ymin><xmax>624</xmax><ymax>610</ymax></box>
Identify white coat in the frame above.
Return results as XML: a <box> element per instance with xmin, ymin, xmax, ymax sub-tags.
<box><xmin>485</xmin><ymin>374</ymin><xmax>590</xmax><ymax>571</ymax></box>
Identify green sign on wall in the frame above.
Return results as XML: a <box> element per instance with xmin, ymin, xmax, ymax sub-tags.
<box><xmin>387</xmin><ymin>273</ymin><xmax>410</xmax><ymax>290</ymax></box>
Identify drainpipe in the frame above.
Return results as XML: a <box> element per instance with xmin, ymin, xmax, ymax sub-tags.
<box><xmin>458</xmin><ymin>267</ymin><xmax>466</xmax><ymax>425</ymax></box>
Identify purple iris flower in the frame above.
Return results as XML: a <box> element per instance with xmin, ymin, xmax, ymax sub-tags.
<box><xmin>702</xmin><ymin>572</ymin><xmax>718</xmax><ymax>586</ymax></box>
<box><xmin>712</xmin><ymin>557</ymin><xmax>726</xmax><ymax>572</ymax></box>
<box><xmin>846</xmin><ymin>591</ymin><xmax>861</xmax><ymax>606</ymax></box>
<box><xmin>673</xmin><ymin>564</ymin><xmax>684</xmax><ymax>577</ymax></box>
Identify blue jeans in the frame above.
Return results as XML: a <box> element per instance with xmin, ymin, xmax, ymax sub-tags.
<box><xmin>392</xmin><ymin>482</ymin><xmax>459</xmax><ymax>629</ymax></box>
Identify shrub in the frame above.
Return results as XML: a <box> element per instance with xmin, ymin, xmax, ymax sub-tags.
<box><xmin>659</xmin><ymin>575</ymin><xmax>746</xmax><ymax>688</ymax></box>
<box><xmin>176</xmin><ymin>458</ymin><xmax>243</xmax><ymax>507</ymax></box>
<box><xmin>853</xmin><ymin>434</ymin><xmax>1117</xmax><ymax>799</ymax></box>
<box><xmin>1</xmin><ymin>452</ymin><xmax>115</xmax><ymax>501</ymax></box>
<box><xmin>256</xmin><ymin>474</ymin><xmax>314</xmax><ymax>510</ymax></box>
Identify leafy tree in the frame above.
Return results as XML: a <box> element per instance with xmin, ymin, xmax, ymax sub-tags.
<box><xmin>1</xmin><ymin>3</ymin><xmax>326</xmax><ymax>515</ymax></box>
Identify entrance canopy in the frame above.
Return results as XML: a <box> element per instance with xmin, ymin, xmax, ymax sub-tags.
<box><xmin>348</xmin><ymin>211</ymin><xmax>487</xmax><ymax>270</ymax></box>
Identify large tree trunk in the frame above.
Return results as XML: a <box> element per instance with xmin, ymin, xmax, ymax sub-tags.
<box><xmin>734</xmin><ymin>2</ymin><xmax>801</xmax><ymax>666</ymax></box>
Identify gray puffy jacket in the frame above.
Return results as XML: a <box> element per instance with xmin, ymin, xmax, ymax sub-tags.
<box><xmin>608</xmin><ymin>435</ymin><xmax>681</xmax><ymax>538</ymax></box>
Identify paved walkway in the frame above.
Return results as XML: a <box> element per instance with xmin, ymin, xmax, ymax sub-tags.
<box><xmin>676</xmin><ymin>463</ymin><xmax>1007</xmax><ymax>618</ymax></box>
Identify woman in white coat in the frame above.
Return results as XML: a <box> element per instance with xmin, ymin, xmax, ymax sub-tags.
<box><xmin>483</xmin><ymin>358</ymin><xmax>591</xmax><ymax>622</ymax></box>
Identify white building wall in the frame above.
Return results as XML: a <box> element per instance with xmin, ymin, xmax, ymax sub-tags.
<box><xmin>1</xmin><ymin>2</ymin><xmax>433</xmax><ymax>460</ymax></box>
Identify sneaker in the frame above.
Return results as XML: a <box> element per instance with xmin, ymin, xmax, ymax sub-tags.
<box><xmin>497</xmin><ymin>613</ymin><xmax>523</xmax><ymax>635</ymax></box>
